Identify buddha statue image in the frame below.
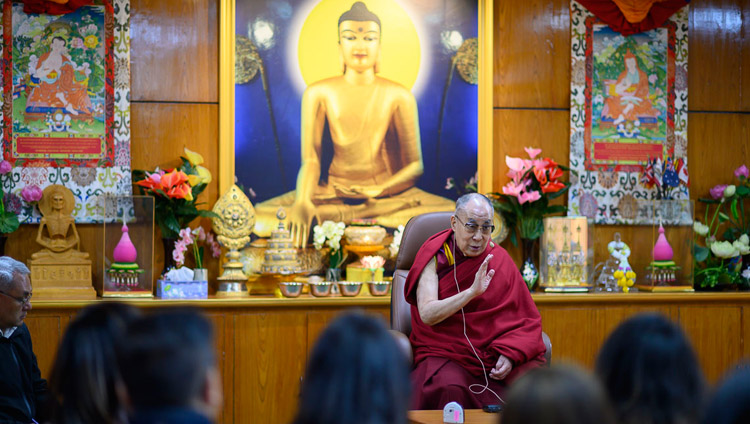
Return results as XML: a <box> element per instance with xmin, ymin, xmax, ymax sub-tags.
<box><xmin>31</xmin><ymin>184</ymin><xmax>89</xmax><ymax>263</ymax></box>
<box><xmin>252</xmin><ymin>1</ymin><xmax>454</xmax><ymax>246</ymax></box>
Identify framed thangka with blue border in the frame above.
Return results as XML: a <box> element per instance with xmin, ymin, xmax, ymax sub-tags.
<box><xmin>0</xmin><ymin>0</ymin><xmax>131</xmax><ymax>223</ymax></box>
<box><xmin>567</xmin><ymin>1</ymin><xmax>689</xmax><ymax>225</ymax></box>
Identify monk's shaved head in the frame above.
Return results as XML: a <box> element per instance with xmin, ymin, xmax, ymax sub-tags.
<box><xmin>455</xmin><ymin>193</ymin><xmax>493</xmax><ymax>217</ymax></box>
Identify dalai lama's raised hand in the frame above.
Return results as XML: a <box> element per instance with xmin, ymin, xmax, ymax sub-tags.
<box><xmin>470</xmin><ymin>254</ymin><xmax>495</xmax><ymax>297</ymax></box>
<box><xmin>489</xmin><ymin>354</ymin><xmax>513</xmax><ymax>380</ymax></box>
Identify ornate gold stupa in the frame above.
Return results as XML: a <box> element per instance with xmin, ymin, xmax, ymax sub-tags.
<box><xmin>211</xmin><ymin>184</ymin><xmax>254</xmax><ymax>296</ymax></box>
<box><xmin>254</xmin><ymin>208</ymin><xmax>301</xmax><ymax>295</ymax></box>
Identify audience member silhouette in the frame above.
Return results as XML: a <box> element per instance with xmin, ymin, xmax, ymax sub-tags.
<box><xmin>502</xmin><ymin>364</ymin><xmax>616</xmax><ymax>424</ymax></box>
<box><xmin>596</xmin><ymin>313</ymin><xmax>705</xmax><ymax>424</ymax></box>
<box><xmin>701</xmin><ymin>364</ymin><xmax>750</xmax><ymax>424</ymax></box>
<box><xmin>48</xmin><ymin>302</ymin><xmax>140</xmax><ymax>424</ymax></box>
<box><xmin>0</xmin><ymin>256</ymin><xmax>51</xmax><ymax>423</ymax></box>
<box><xmin>292</xmin><ymin>311</ymin><xmax>411</xmax><ymax>424</ymax></box>
<box><xmin>116</xmin><ymin>308</ymin><xmax>223</xmax><ymax>424</ymax></box>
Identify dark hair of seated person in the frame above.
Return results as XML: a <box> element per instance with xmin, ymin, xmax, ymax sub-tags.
<box><xmin>115</xmin><ymin>308</ymin><xmax>216</xmax><ymax>410</ymax></box>
<box><xmin>502</xmin><ymin>364</ymin><xmax>616</xmax><ymax>424</ymax></box>
<box><xmin>48</xmin><ymin>302</ymin><xmax>140</xmax><ymax>424</ymax></box>
<box><xmin>292</xmin><ymin>311</ymin><xmax>412</xmax><ymax>424</ymax></box>
<box><xmin>700</xmin><ymin>364</ymin><xmax>750</xmax><ymax>424</ymax></box>
<box><xmin>596</xmin><ymin>313</ymin><xmax>705</xmax><ymax>424</ymax></box>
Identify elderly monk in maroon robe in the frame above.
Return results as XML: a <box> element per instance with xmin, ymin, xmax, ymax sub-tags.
<box><xmin>404</xmin><ymin>193</ymin><xmax>546</xmax><ymax>410</ymax></box>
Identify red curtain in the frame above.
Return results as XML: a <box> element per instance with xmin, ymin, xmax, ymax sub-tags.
<box><xmin>22</xmin><ymin>0</ymin><xmax>93</xmax><ymax>15</ymax></box>
<box><xmin>576</xmin><ymin>0</ymin><xmax>689</xmax><ymax>36</ymax></box>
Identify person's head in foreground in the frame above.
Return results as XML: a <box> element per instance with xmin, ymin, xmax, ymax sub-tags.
<box><xmin>596</xmin><ymin>313</ymin><xmax>705</xmax><ymax>424</ymax></box>
<box><xmin>701</xmin><ymin>364</ymin><xmax>750</xmax><ymax>424</ymax></box>
<box><xmin>116</xmin><ymin>308</ymin><xmax>222</xmax><ymax>423</ymax></box>
<box><xmin>49</xmin><ymin>302</ymin><xmax>140</xmax><ymax>424</ymax></box>
<box><xmin>502</xmin><ymin>364</ymin><xmax>616</xmax><ymax>424</ymax></box>
<box><xmin>0</xmin><ymin>256</ymin><xmax>33</xmax><ymax>331</ymax></box>
<box><xmin>293</xmin><ymin>311</ymin><xmax>411</xmax><ymax>424</ymax></box>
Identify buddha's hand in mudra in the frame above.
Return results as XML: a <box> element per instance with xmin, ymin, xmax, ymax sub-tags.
<box><xmin>333</xmin><ymin>183</ymin><xmax>382</xmax><ymax>200</ymax></box>
<box><xmin>289</xmin><ymin>199</ymin><xmax>317</xmax><ymax>247</ymax></box>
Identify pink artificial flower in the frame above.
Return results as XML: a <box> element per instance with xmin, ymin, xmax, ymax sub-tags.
<box><xmin>468</xmin><ymin>172</ymin><xmax>478</xmax><ymax>186</ymax></box>
<box><xmin>146</xmin><ymin>169</ymin><xmax>165</xmax><ymax>185</ymax></box>
<box><xmin>192</xmin><ymin>226</ymin><xmax>206</xmax><ymax>242</ymax></box>
<box><xmin>0</xmin><ymin>160</ymin><xmax>12</xmax><ymax>175</ymax></box>
<box><xmin>20</xmin><ymin>185</ymin><xmax>43</xmax><ymax>203</ymax></box>
<box><xmin>518</xmin><ymin>190</ymin><xmax>541</xmax><ymax>204</ymax></box>
<box><xmin>710</xmin><ymin>184</ymin><xmax>728</xmax><ymax>200</ymax></box>
<box><xmin>206</xmin><ymin>232</ymin><xmax>215</xmax><ymax>244</ymax></box>
<box><xmin>502</xmin><ymin>180</ymin><xmax>527</xmax><ymax>199</ymax></box>
<box><xmin>735</xmin><ymin>164</ymin><xmax>749</xmax><ymax>179</ymax></box>
<box><xmin>179</xmin><ymin>228</ymin><xmax>194</xmax><ymax>244</ymax></box>
<box><xmin>445</xmin><ymin>178</ymin><xmax>455</xmax><ymax>190</ymax></box>
<box><xmin>505</xmin><ymin>156</ymin><xmax>532</xmax><ymax>174</ymax></box>
<box><xmin>210</xmin><ymin>241</ymin><xmax>222</xmax><ymax>258</ymax></box>
<box><xmin>524</xmin><ymin>147</ymin><xmax>542</xmax><ymax>159</ymax></box>
<box><xmin>247</xmin><ymin>187</ymin><xmax>256</xmax><ymax>198</ymax></box>
<box><xmin>172</xmin><ymin>247</ymin><xmax>186</xmax><ymax>266</ymax></box>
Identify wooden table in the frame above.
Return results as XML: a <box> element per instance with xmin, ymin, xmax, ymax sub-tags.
<box><xmin>409</xmin><ymin>409</ymin><xmax>499</xmax><ymax>424</ymax></box>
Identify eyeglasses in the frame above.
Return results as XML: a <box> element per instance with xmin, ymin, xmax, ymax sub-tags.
<box><xmin>0</xmin><ymin>290</ymin><xmax>32</xmax><ymax>306</ymax></box>
<box><xmin>455</xmin><ymin>215</ymin><xmax>494</xmax><ymax>235</ymax></box>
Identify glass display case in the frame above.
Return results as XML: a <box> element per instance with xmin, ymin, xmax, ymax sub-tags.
<box><xmin>100</xmin><ymin>196</ymin><xmax>154</xmax><ymax>297</ymax></box>
<box><xmin>539</xmin><ymin>216</ymin><xmax>594</xmax><ymax>292</ymax></box>
<box><xmin>636</xmin><ymin>199</ymin><xmax>694</xmax><ymax>292</ymax></box>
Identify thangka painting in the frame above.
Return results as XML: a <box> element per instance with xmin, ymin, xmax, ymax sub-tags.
<box><xmin>567</xmin><ymin>1</ymin><xmax>689</xmax><ymax>225</ymax></box>
<box><xmin>234</xmin><ymin>0</ymin><xmax>478</xmax><ymax>240</ymax></box>
<box><xmin>0</xmin><ymin>0</ymin><xmax>131</xmax><ymax>223</ymax></box>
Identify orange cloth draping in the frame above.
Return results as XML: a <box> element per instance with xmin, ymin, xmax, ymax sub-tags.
<box><xmin>577</xmin><ymin>0</ymin><xmax>689</xmax><ymax>36</ymax></box>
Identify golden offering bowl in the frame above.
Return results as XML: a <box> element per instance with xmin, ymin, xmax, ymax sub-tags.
<box><xmin>278</xmin><ymin>281</ymin><xmax>304</xmax><ymax>298</ymax></box>
<box><xmin>337</xmin><ymin>281</ymin><xmax>363</xmax><ymax>297</ymax></box>
<box><xmin>368</xmin><ymin>281</ymin><xmax>391</xmax><ymax>296</ymax></box>
<box><xmin>309</xmin><ymin>281</ymin><xmax>334</xmax><ymax>297</ymax></box>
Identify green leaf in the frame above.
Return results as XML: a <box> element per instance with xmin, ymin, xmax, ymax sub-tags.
<box><xmin>693</xmin><ymin>245</ymin><xmax>709</xmax><ymax>263</ymax></box>
<box><xmin>164</xmin><ymin>215</ymin><xmax>181</xmax><ymax>236</ymax></box>
<box><xmin>730</xmin><ymin>198</ymin><xmax>739</xmax><ymax>221</ymax></box>
<box><xmin>545</xmin><ymin>205</ymin><xmax>568</xmax><ymax>215</ymax></box>
<box><xmin>196</xmin><ymin>209</ymin><xmax>220</xmax><ymax>219</ymax></box>
<box><xmin>0</xmin><ymin>212</ymin><xmax>19</xmax><ymax>234</ymax></box>
<box><xmin>737</xmin><ymin>186</ymin><xmax>750</xmax><ymax>196</ymax></box>
<box><xmin>698</xmin><ymin>197</ymin><xmax>721</xmax><ymax>204</ymax></box>
<box><xmin>718</xmin><ymin>212</ymin><xmax>730</xmax><ymax>223</ymax></box>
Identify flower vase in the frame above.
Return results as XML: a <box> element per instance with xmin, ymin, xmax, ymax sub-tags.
<box><xmin>326</xmin><ymin>267</ymin><xmax>342</xmax><ymax>282</ymax></box>
<box><xmin>740</xmin><ymin>253</ymin><xmax>750</xmax><ymax>290</ymax></box>
<box><xmin>161</xmin><ymin>237</ymin><xmax>178</xmax><ymax>278</ymax></box>
<box><xmin>521</xmin><ymin>237</ymin><xmax>540</xmax><ymax>291</ymax></box>
<box><xmin>194</xmin><ymin>268</ymin><xmax>208</xmax><ymax>282</ymax></box>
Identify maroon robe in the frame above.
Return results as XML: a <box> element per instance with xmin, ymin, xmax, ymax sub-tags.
<box><xmin>405</xmin><ymin>229</ymin><xmax>546</xmax><ymax>409</ymax></box>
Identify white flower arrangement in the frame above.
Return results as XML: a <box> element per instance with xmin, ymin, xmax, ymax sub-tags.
<box><xmin>389</xmin><ymin>225</ymin><xmax>405</xmax><ymax>258</ymax></box>
<box><xmin>313</xmin><ymin>220</ymin><xmax>346</xmax><ymax>269</ymax></box>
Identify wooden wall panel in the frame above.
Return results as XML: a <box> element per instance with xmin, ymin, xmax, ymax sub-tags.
<box><xmin>130</xmin><ymin>0</ymin><xmax>218</xmax><ymax>103</ymax></box>
<box><xmin>688</xmin><ymin>1</ymin><xmax>747</xmax><ymax>111</ymax></box>
<box><xmin>205</xmin><ymin>313</ymin><xmax>231</xmax><ymax>424</ymax></box>
<box><xmin>493</xmin><ymin>0</ymin><xmax>571</xmax><ymax>108</ymax></box>
<box><xmin>130</xmin><ymin>102</ymin><xmax>222</xmax><ymax>281</ymax></box>
<box><xmin>235</xmin><ymin>312</ymin><xmax>307</xmax><ymax>424</ymax></box>
<box><xmin>492</xmin><ymin>109</ymin><xmax>570</xmax><ymax>265</ymax></box>
<box><xmin>687</xmin><ymin>113</ymin><xmax>750</xmax><ymax>201</ymax></box>
<box><xmin>538</xmin><ymin>308</ymin><xmax>597</xmax><ymax>365</ymax></box>
<box><xmin>24</xmin><ymin>314</ymin><xmax>69</xmax><ymax>379</ymax></box>
<box><xmin>678</xmin><ymin>306</ymin><xmax>744</xmax><ymax>382</ymax></box>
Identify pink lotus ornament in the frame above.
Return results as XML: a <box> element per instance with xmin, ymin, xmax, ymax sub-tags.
<box><xmin>113</xmin><ymin>222</ymin><xmax>138</xmax><ymax>263</ymax></box>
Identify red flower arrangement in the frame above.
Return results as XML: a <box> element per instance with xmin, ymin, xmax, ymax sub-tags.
<box><xmin>133</xmin><ymin>148</ymin><xmax>217</xmax><ymax>239</ymax></box>
<box><xmin>490</xmin><ymin>147</ymin><xmax>572</xmax><ymax>245</ymax></box>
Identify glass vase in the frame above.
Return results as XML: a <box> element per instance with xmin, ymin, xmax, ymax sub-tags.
<box><xmin>521</xmin><ymin>237</ymin><xmax>540</xmax><ymax>291</ymax></box>
<box><xmin>326</xmin><ymin>267</ymin><xmax>342</xmax><ymax>282</ymax></box>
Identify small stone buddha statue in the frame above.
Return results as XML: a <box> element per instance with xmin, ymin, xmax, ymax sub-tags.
<box><xmin>31</xmin><ymin>184</ymin><xmax>89</xmax><ymax>263</ymax></box>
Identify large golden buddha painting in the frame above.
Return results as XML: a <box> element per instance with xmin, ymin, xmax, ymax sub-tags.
<box><xmin>233</xmin><ymin>0</ymin><xmax>479</xmax><ymax>246</ymax></box>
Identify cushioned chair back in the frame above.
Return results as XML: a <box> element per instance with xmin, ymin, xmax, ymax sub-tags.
<box><xmin>391</xmin><ymin>212</ymin><xmax>453</xmax><ymax>336</ymax></box>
